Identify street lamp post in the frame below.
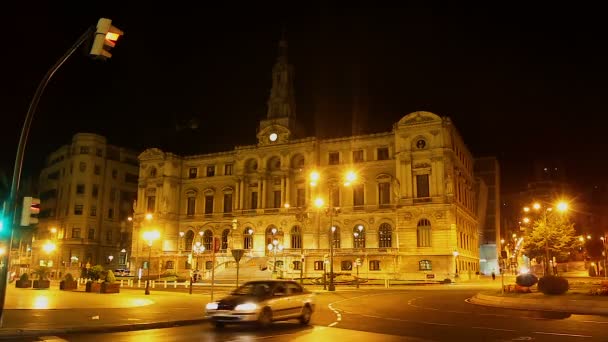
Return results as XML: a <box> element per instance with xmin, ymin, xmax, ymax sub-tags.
<box><xmin>602</xmin><ymin>236</ymin><xmax>608</xmax><ymax>280</ymax></box>
<box><xmin>142</xmin><ymin>230</ymin><xmax>160</xmax><ymax>295</ymax></box>
<box><xmin>453</xmin><ymin>250</ymin><xmax>459</xmax><ymax>278</ymax></box>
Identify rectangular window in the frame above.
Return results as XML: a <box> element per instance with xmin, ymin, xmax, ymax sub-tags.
<box><xmin>108</xmin><ymin>208</ymin><xmax>114</xmax><ymax>219</ymax></box>
<box><xmin>76</xmin><ymin>184</ymin><xmax>85</xmax><ymax>195</ymax></box>
<box><xmin>353</xmin><ymin>150</ymin><xmax>364</xmax><ymax>163</ymax></box>
<box><xmin>224</xmin><ymin>164</ymin><xmax>233</xmax><ymax>176</ymax></box>
<box><xmin>296</xmin><ymin>188</ymin><xmax>305</xmax><ymax>207</ymax></box>
<box><xmin>80</xmin><ymin>146</ymin><xmax>89</xmax><ymax>154</ymax></box>
<box><xmin>147</xmin><ymin>196</ymin><xmax>155</xmax><ymax>212</ymax></box>
<box><xmin>250</xmin><ymin>192</ymin><xmax>258</xmax><ymax>209</ymax></box>
<box><xmin>188</xmin><ymin>168</ymin><xmax>197</xmax><ymax>179</ymax></box>
<box><xmin>96</xmin><ymin>148</ymin><xmax>103</xmax><ymax>157</ymax></box>
<box><xmin>369</xmin><ymin>260</ymin><xmax>381</xmax><ymax>271</ymax></box>
<box><xmin>377</xmin><ymin>147</ymin><xmax>389</xmax><ymax>160</ymax></box>
<box><xmin>72</xmin><ymin>228</ymin><xmax>81</xmax><ymax>239</ymax></box>
<box><xmin>79</xmin><ymin>162</ymin><xmax>86</xmax><ymax>172</ymax></box>
<box><xmin>94</xmin><ymin>165</ymin><xmax>101</xmax><ymax>175</ymax></box>
<box><xmin>273</xmin><ymin>190</ymin><xmax>281</xmax><ymax>208</ymax></box>
<box><xmin>206</xmin><ymin>165</ymin><xmax>215</xmax><ymax>177</ymax></box>
<box><xmin>74</xmin><ymin>205</ymin><xmax>83</xmax><ymax>215</ymax></box>
<box><xmin>223</xmin><ymin>193</ymin><xmax>233</xmax><ymax>213</ymax></box>
<box><xmin>353</xmin><ymin>184</ymin><xmax>364</xmax><ymax>208</ymax></box>
<box><xmin>90</xmin><ymin>205</ymin><xmax>97</xmax><ymax>216</ymax></box>
<box><xmin>416</xmin><ymin>174</ymin><xmax>430</xmax><ymax>198</ymax></box>
<box><xmin>293</xmin><ymin>261</ymin><xmax>301</xmax><ymax>271</ymax></box>
<box><xmin>314</xmin><ymin>261</ymin><xmax>325</xmax><ymax>271</ymax></box>
<box><xmin>205</xmin><ymin>195</ymin><xmax>214</xmax><ymax>214</ymax></box>
<box><xmin>187</xmin><ymin>197</ymin><xmax>196</xmax><ymax>216</ymax></box>
<box><xmin>330</xmin><ymin>186</ymin><xmax>340</xmax><ymax>207</ymax></box>
<box><xmin>378</xmin><ymin>183</ymin><xmax>391</xmax><ymax>206</ymax></box>
<box><xmin>106</xmin><ymin>230</ymin><xmax>112</xmax><ymax>243</ymax></box>
<box><xmin>92</xmin><ymin>184</ymin><xmax>99</xmax><ymax>198</ymax></box>
<box><xmin>88</xmin><ymin>228</ymin><xmax>95</xmax><ymax>240</ymax></box>
<box><xmin>112</xmin><ymin>169</ymin><xmax>117</xmax><ymax>179</ymax></box>
<box><xmin>328</xmin><ymin>152</ymin><xmax>340</xmax><ymax>165</ymax></box>
<box><xmin>419</xmin><ymin>260</ymin><xmax>432</xmax><ymax>271</ymax></box>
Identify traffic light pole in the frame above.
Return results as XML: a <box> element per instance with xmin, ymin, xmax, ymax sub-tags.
<box><xmin>0</xmin><ymin>25</ymin><xmax>94</xmax><ymax>327</ymax></box>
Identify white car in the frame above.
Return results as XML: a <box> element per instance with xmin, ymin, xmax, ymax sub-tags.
<box><xmin>205</xmin><ymin>280</ymin><xmax>316</xmax><ymax>328</ymax></box>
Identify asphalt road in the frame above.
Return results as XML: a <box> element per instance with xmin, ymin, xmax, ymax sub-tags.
<box><xmin>26</xmin><ymin>287</ymin><xmax>608</xmax><ymax>341</ymax></box>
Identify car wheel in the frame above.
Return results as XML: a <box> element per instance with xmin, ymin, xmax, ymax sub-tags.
<box><xmin>213</xmin><ymin>321</ymin><xmax>225</xmax><ymax>329</ymax></box>
<box><xmin>258</xmin><ymin>307</ymin><xmax>273</xmax><ymax>328</ymax></box>
<box><xmin>299</xmin><ymin>305</ymin><xmax>312</xmax><ymax>325</ymax></box>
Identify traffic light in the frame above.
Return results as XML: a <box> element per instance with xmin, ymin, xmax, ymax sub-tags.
<box><xmin>89</xmin><ymin>18</ymin><xmax>124</xmax><ymax>60</ymax></box>
<box><xmin>20</xmin><ymin>197</ymin><xmax>40</xmax><ymax>226</ymax></box>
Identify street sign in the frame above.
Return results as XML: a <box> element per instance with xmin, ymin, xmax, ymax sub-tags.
<box><xmin>231</xmin><ymin>249</ymin><xmax>244</xmax><ymax>263</ymax></box>
<box><xmin>426</xmin><ymin>274</ymin><xmax>435</xmax><ymax>279</ymax></box>
<box><xmin>355</xmin><ymin>258</ymin><xmax>362</xmax><ymax>266</ymax></box>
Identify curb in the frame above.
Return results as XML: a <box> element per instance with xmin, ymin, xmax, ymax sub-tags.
<box><xmin>0</xmin><ymin>318</ymin><xmax>208</xmax><ymax>340</ymax></box>
<box><xmin>470</xmin><ymin>292</ymin><xmax>608</xmax><ymax>316</ymax></box>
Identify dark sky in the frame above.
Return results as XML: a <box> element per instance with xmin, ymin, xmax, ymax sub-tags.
<box><xmin>2</xmin><ymin>4</ymin><xmax>607</xmax><ymax>193</ymax></box>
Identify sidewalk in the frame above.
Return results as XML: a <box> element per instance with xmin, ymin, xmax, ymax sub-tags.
<box><xmin>0</xmin><ymin>283</ymin><xmax>215</xmax><ymax>339</ymax></box>
<box><xmin>470</xmin><ymin>291</ymin><xmax>608</xmax><ymax>315</ymax></box>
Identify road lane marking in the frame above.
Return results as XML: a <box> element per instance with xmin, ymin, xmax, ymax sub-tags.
<box><xmin>329</xmin><ymin>322</ymin><xmax>338</xmax><ymax>327</ymax></box>
<box><xmin>471</xmin><ymin>326</ymin><xmax>516</xmax><ymax>332</ymax></box>
<box><xmin>534</xmin><ymin>331</ymin><xmax>592</xmax><ymax>338</ymax></box>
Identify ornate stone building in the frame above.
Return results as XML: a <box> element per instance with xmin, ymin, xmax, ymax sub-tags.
<box><xmin>36</xmin><ymin>133</ymin><xmax>138</xmax><ymax>278</ymax></box>
<box><xmin>131</xmin><ymin>37</ymin><xmax>483</xmax><ymax>281</ymax></box>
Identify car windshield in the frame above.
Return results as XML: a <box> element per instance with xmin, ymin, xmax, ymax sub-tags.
<box><xmin>232</xmin><ymin>282</ymin><xmax>271</xmax><ymax>297</ymax></box>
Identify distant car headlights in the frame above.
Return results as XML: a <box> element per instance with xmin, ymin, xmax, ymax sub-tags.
<box><xmin>206</xmin><ymin>302</ymin><xmax>219</xmax><ymax>310</ymax></box>
<box><xmin>234</xmin><ymin>303</ymin><xmax>258</xmax><ymax>311</ymax></box>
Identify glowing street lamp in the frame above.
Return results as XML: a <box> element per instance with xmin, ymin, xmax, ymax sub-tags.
<box><xmin>142</xmin><ymin>230</ymin><xmax>160</xmax><ymax>295</ymax></box>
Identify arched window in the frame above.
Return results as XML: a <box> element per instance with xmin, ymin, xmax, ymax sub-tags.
<box><xmin>149</xmin><ymin>167</ymin><xmax>157</xmax><ymax>177</ymax></box>
<box><xmin>419</xmin><ymin>260</ymin><xmax>432</xmax><ymax>270</ymax></box>
<box><xmin>165</xmin><ymin>260</ymin><xmax>174</xmax><ymax>269</ymax></box>
<box><xmin>378</xmin><ymin>223</ymin><xmax>392</xmax><ymax>248</ymax></box>
<box><xmin>417</xmin><ymin>219</ymin><xmax>432</xmax><ymax>247</ymax></box>
<box><xmin>185</xmin><ymin>230</ymin><xmax>194</xmax><ymax>251</ymax></box>
<box><xmin>353</xmin><ymin>224</ymin><xmax>365</xmax><ymax>248</ymax></box>
<box><xmin>265</xmin><ymin>226</ymin><xmax>280</xmax><ymax>254</ymax></box>
<box><xmin>291</xmin><ymin>226</ymin><xmax>302</xmax><ymax>249</ymax></box>
<box><xmin>243</xmin><ymin>227</ymin><xmax>254</xmax><ymax>249</ymax></box>
<box><xmin>203</xmin><ymin>230</ymin><xmax>213</xmax><ymax>251</ymax></box>
<box><xmin>221</xmin><ymin>229</ymin><xmax>230</xmax><ymax>250</ymax></box>
<box><xmin>330</xmin><ymin>226</ymin><xmax>341</xmax><ymax>248</ymax></box>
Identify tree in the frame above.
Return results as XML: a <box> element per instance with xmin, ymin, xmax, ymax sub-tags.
<box><xmin>522</xmin><ymin>210</ymin><xmax>579</xmax><ymax>275</ymax></box>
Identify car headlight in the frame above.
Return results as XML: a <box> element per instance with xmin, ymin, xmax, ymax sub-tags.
<box><xmin>206</xmin><ymin>302</ymin><xmax>219</xmax><ymax>310</ymax></box>
<box><xmin>234</xmin><ymin>303</ymin><xmax>258</xmax><ymax>311</ymax></box>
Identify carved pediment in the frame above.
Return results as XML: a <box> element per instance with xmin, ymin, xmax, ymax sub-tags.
<box><xmin>398</xmin><ymin>111</ymin><xmax>442</xmax><ymax>126</ymax></box>
<box><xmin>414</xmin><ymin>162</ymin><xmax>432</xmax><ymax>169</ymax></box>
<box><xmin>139</xmin><ymin>148</ymin><xmax>165</xmax><ymax>161</ymax></box>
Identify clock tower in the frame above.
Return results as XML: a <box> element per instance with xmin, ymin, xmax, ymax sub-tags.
<box><xmin>257</xmin><ymin>32</ymin><xmax>296</xmax><ymax>146</ymax></box>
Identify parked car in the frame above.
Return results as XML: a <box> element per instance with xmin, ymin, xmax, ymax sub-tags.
<box><xmin>205</xmin><ymin>280</ymin><xmax>315</xmax><ymax>328</ymax></box>
<box><xmin>113</xmin><ymin>269</ymin><xmax>131</xmax><ymax>276</ymax></box>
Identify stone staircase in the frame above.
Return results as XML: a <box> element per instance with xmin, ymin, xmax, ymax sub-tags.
<box><xmin>210</xmin><ymin>256</ymin><xmax>275</xmax><ymax>282</ymax></box>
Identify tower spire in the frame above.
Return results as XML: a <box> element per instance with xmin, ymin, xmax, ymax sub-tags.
<box><xmin>266</xmin><ymin>31</ymin><xmax>295</xmax><ymax>120</ymax></box>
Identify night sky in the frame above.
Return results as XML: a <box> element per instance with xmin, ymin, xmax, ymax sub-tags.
<box><xmin>2</xmin><ymin>4</ymin><xmax>607</xmax><ymax>194</ymax></box>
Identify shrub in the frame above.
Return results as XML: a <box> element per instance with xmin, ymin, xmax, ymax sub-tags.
<box><xmin>538</xmin><ymin>276</ymin><xmax>569</xmax><ymax>295</ymax></box>
<box><xmin>33</xmin><ymin>266</ymin><xmax>50</xmax><ymax>280</ymax></box>
<box><xmin>442</xmin><ymin>278</ymin><xmax>452</xmax><ymax>284</ymax></box>
<box><xmin>88</xmin><ymin>265</ymin><xmax>104</xmax><ymax>280</ymax></box>
<box><xmin>516</xmin><ymin>273</ymin><xmax>538</xmax><ymax>287</ymax></box>
<box><xmin>105</xmin><ymin>270</ymin><xmax>116</xmax><ymax>283</ymax></box>
<box><xmin>64</xmin><ymin>273</ymin><xmax>74</xmax><ymax>282</ymax></box>
<box><xmin>19</xmin><ymin>273</ymin><xmax>29</xmax><ymax>281</ymax></box>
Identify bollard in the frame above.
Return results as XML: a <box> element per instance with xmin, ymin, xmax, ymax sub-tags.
<box><xmin>164</xmin><ymin>280</ymin><xmax>167</xmax><ymax>288</ymax></box>
<box><xmin>173</xmin><ymin>281</ymin><xmax>177</xmax><ymax>288</ymax></box>
<box><xmin>120</xmin><ymin>279</ymin><xmax>123</xmax><ymax>287</ymax></box>
<box><xmin>138</xmin><ymin>279</ymin><xmax>141</xmax><ymax>288</ymax></box>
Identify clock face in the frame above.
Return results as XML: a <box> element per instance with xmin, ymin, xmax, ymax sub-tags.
<box><xmin>269</xmin><ymin>133</ymin><xmax>278</xmax><ymax>142</ymax></box>
<box><xmin>416</xmin><ymin>139</ymin><xmax>426</xmax><ymax>149</ymax></box>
